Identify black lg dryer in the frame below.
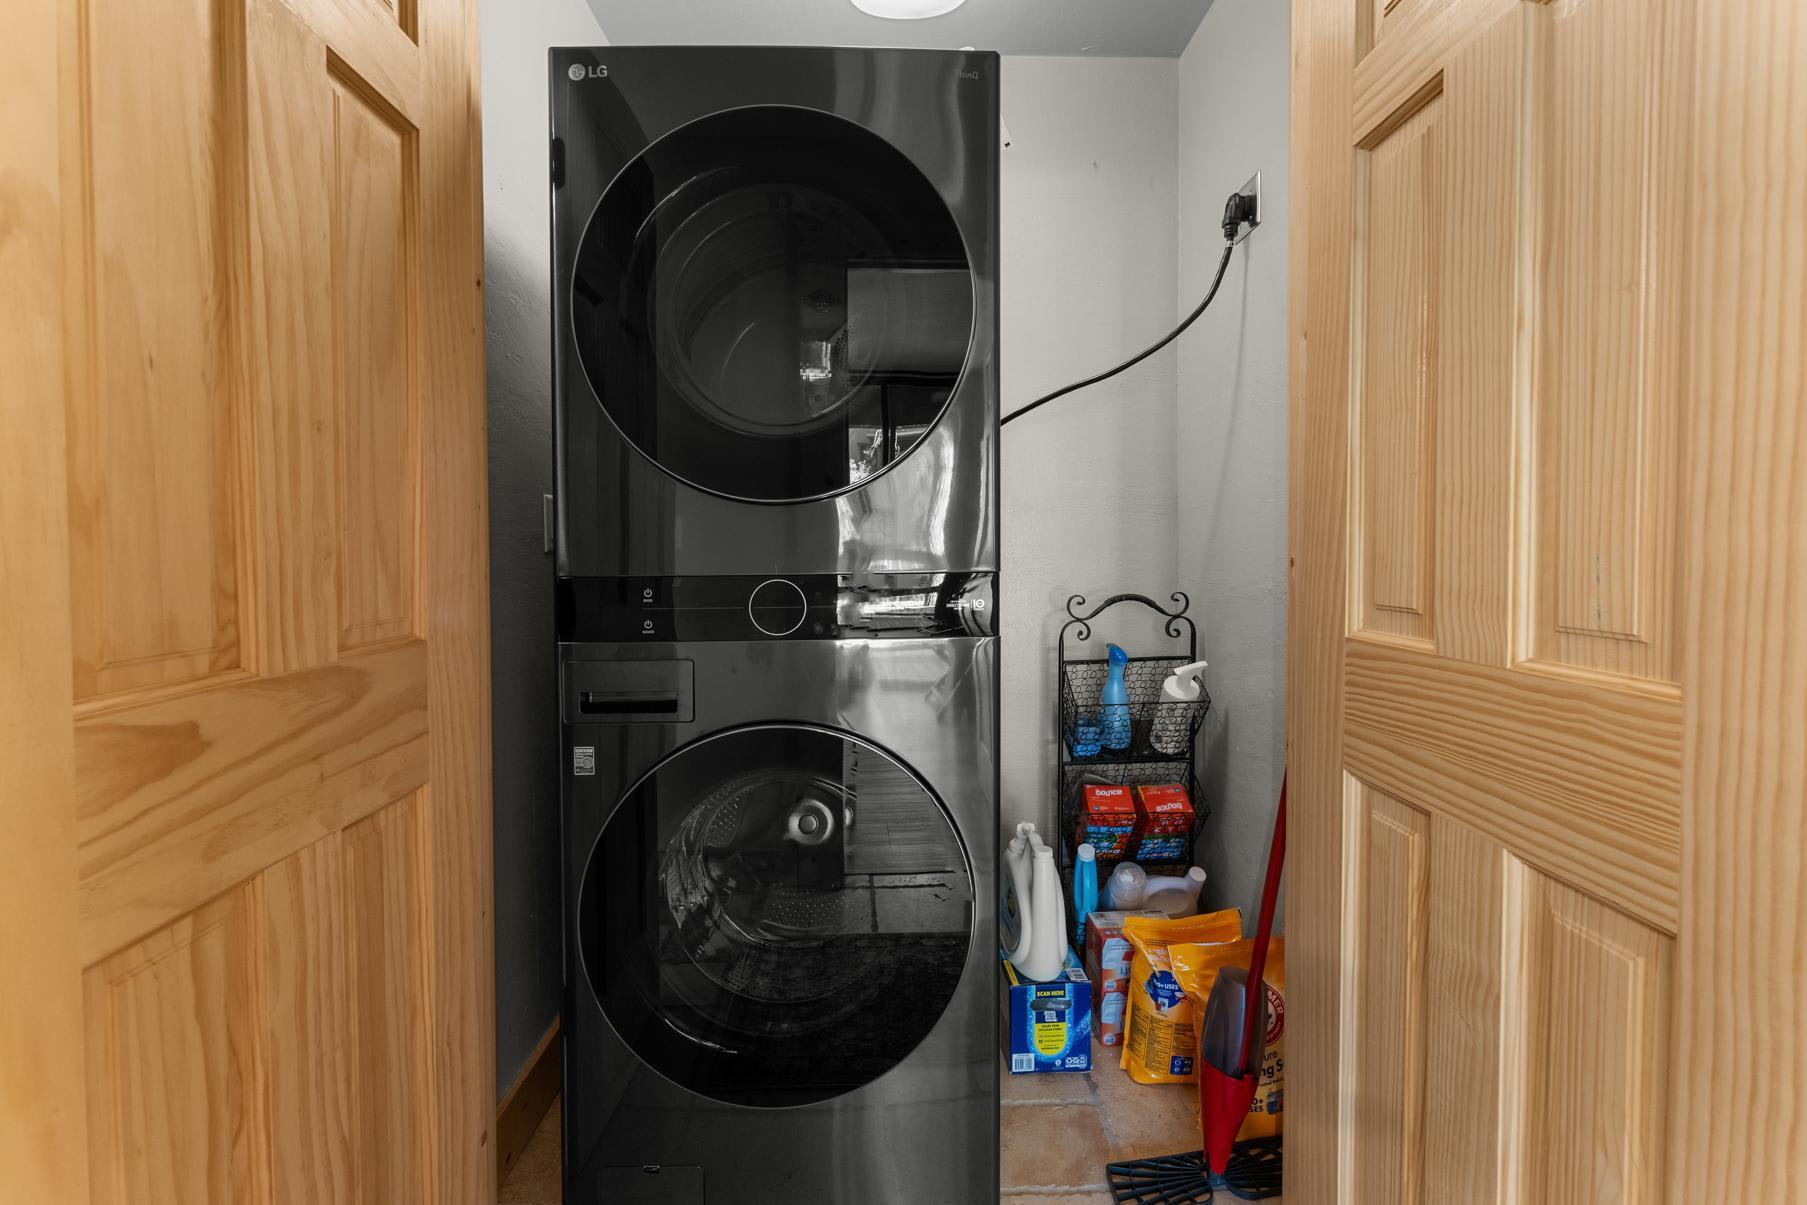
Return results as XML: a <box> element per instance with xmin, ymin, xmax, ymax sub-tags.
<box><xmin>550</xmin><ymin>46</ymin><xmax>1000</xmax><ymax>577</ymax></box>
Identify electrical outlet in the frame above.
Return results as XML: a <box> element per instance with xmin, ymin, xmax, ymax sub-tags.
<box><xmin>1233</xmin><ymin>171</ymin><xmax>1261</xmax><ymax>244</ymax></box>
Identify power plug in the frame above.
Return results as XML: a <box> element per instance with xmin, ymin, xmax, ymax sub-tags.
<box><xmin>1222</xmin><ymin>172</ymin><xmax>1261</xmax><ymax>244</ymax></box>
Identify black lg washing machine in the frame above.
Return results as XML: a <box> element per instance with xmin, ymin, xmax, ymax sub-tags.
<box><xmin>558</xmin><ymin>576</ymin><xmax>997</xmax><ymax>1204</ymax></box>
<box><xmin>549</xmin><ymin>46</ymin><xmax>999</xmax><ymax>576</ymax></box>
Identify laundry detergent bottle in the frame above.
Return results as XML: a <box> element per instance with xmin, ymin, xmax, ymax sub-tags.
<box><xmin>1103</xmin><ymin>861</ymin><xmax>1147</xmax><ymax>910</ymax></box>
<box><xmin>1142</xmin><ymin>866</ymin><xmax>1208</xmax><ymax>917</ymax></box>
<box><xmin>1100</xmin><ymin>644</ymin><xmax>1132</xmax><ymax>751</ymax></box>
<box><xmin>1072</xmin><ymin>843</ymin><xmax>1099</xmax><ymax>948</ymax></box>
<box><xmin>1003</xmin><ymin>823</ymin><xmax>1037</xmax><ymax>968</ymax></box>
<box><xmin>1020</xmin><ymin>837</ymin><xmax>1069</xmax><ymax>982</ymax></box>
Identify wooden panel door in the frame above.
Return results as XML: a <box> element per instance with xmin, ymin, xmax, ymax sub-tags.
<box><xmin>1290</xmin><ymin>0</ymin><xmax>1807</xmax><ymax>1200</ymax></box>
<box><xmin>0</xmin><ymin>0</ymin><xmax>491</xmax><ymax>1199</ymax></box>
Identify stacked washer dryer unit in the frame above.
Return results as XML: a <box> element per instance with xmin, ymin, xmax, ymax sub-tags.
<box><xmin>550</xmin><ymin>47</ymin><xmax>1000</xmax><ymax>1205</ymax></box>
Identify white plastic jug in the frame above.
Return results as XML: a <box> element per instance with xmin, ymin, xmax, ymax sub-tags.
<box><xmin>1103</xmin><ymin>861</ymin><xmax>1148</xmax><ymax>909</ymax></box>
<box><xmin>1002</xmin><ymin>823</ymin><xmax>1037</xmax><ymax>967</ymax></box>
<box><xmin>1142</xmin><ymin>866</ymin><xmax>1208</xmax><ymax>917</ymax></box>
<box><xmin>999</xmin><ymin>822</ymin><xmax>1071</xmax><ymax>982</ymax></box>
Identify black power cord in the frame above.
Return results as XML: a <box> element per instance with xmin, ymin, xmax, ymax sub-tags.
<box><xmin>1000</xmin><ymin>189</ymin><xmax>1259</xmax><ymax>428</ymax></box>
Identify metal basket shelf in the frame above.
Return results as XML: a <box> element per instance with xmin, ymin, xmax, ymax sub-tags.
<box><xmin>1054</xmin><ymin>591</ymin><xmax>1211</xmax><ymax>879</ymax></box>
<box><xmin>1060</xmin><ymin>660</ymin><xmax>1210</xmax><ymax>764</ymax></box>
<box><xmin>1058</xmin><ymin>761</ymin><xmax>1206</xmax><ymax>880</ymax></box>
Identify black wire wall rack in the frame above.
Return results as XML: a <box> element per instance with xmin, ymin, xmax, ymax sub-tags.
<box><xmin>1055</xmin><ymin>591</ymin><xmax>1211</xmax><ymax>879</ymax></box>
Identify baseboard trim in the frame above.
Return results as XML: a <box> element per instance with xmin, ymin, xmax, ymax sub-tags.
<box><xmin>496</xmin><ymin>1018</ymin><xmax>561</xmax><ymax>1188</ymax></box>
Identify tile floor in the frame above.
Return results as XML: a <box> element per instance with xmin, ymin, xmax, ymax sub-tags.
<box><xmin>501</xmin><ymin>1038</ymin><xmax>1279</xmax><ymax>1204</ymax></box>
<box><xmin>1000</xmin><ymin>1036</ymin><xmax>1237</xmax><ymax>1202</ymax></box>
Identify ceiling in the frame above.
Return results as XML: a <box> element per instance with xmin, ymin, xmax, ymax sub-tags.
<box><xmin>583</xmin><ymin>0</ymin><xmax>1216</xmax><ymax>58</ymax></box>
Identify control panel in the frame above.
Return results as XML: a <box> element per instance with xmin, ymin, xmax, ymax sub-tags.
<box><xmin>557</xmin><ymin>573</ymin><xmax>996</xmax><ymax>642</ymax></box>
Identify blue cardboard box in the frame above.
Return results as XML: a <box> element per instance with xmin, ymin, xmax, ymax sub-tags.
<box><xmin>1001</xmin><ymin>949</ymin><xmax>1093</xmax><ymax>1074</ymax></box>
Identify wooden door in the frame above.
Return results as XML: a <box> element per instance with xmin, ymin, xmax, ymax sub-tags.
<box><xmin>1290</xmin><ymin>0</ymin><xmax>1807</xmax><ymax>1200</ymax></box>
<box><xmin>0</xmin><ymin>0</ymin><xmax>492</xmax><ymax>1200</ymax></box>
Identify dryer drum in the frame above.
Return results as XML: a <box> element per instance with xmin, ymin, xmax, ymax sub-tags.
<box><xmin>571</xmin><ymin>105</ymin><xmax>978</xmax><ymax>503</ymax></box>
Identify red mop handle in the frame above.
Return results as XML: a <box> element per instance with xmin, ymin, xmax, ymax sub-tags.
<box><xmin>1235</xmin><ymin>772</ymin><xmax>1287</xmax><ymax>1079</ymax></box>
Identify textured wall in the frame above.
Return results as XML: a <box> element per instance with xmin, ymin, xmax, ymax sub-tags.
<box><xmin>999</xmin><ymin>56</ymin><xmax>1181</xmax><ymax>840</ymax></box>
<box><xmin>481</xmin><ymin>0</ymin><xmax>607</xmax><ymax>1097</ymax></box>
<box><xmin>1175</xmin><ymin>0</ymin><xmax>1291</xmax><ymax>925</ymax></box>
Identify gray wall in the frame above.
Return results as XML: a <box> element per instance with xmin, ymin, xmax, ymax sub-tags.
<box><xmin>482</xmin><ymin>0</ymin><xmax>607</xmax><ymax>1096</ymax></box>
<box><xmin>1175</xmin><ymin>0</ymin><xmax>1290</xmax><ymax>925</ymax></box>
<box><xmin>999</xmin><ymin>56</ymin><xmax>1180</xmax><ymax>839</ymax></box>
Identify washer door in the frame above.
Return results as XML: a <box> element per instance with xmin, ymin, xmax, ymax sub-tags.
<box><xmin>579</xmin><ymin>724</ymin><xmax>974</xmax><ymax>1107</ymax></box>
<box><xmin>570</xmin><ymin>106</ymin><xmax>976</xmax><ymax>503</ymax></box>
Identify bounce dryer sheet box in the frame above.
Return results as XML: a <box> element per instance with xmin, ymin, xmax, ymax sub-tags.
<box><xmin>1001</xmin><ymin>949</ymin><xmax>1093</xmax><ymax>1074</ymax></box>
<box><xmin>1078</xmin><ymin>784</ymin><xmax>1137</xmax><ymax>860</ymax></box>
<box><xmin>1083</xmin><ymin>910</ymin><xmax>1167</xmax><ymax>1047</ymax></box>
<box><xmin>1132</xmin><ymin>783</ymin><xmax>1195</xmax><ymax>862</ymax></box>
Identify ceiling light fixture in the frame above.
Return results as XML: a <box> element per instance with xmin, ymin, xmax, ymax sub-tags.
<box><xmin>848</xmin><ymin>0</ymin><xmax>968</xmax><ymax>19</ymax></box>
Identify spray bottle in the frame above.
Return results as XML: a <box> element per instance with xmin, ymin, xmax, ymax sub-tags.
<box><xmin>1100</xmin><ymin>644</ymin><xmax>1132</xmax><ymax>751</ymax></box>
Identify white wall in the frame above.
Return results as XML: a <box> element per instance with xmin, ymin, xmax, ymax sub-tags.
<box><xmin>481</xmin><ymin>0</ymin><xmax>606</xmax><ymax>1096</ymax></box>
<box><xmin>1000</xmin><ymin>57</ymin><xmax>1180</xmax><ymax>838</ymax></box>
<box><xmin>1175</xmin><ymin>0</ymin><xmax>1290</xmax><ymax>924</ymax></box>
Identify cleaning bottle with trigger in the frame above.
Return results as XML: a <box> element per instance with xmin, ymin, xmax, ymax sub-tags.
<box><xmin>1151</xmin><ymin>659</ymin><xmax>1209</xmax><ymax>755</ymax></box>
<box><xmin>1100</xmin><ymin>644</ymin><xmax>1132</xmax><ymax>752</ymax></box>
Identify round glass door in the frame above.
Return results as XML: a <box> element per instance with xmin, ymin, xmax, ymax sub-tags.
<box><xmin>579</xmin><ymin>725</ymin><xmax>974</xmax><ymax>1107</ymax></box>
<box><xmin>570</xmin><ymin>106</ymin><xmax>976</xmax><ymax>503</ymax></box>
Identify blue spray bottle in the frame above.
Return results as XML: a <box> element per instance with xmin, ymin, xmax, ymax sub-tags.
<box><xmin>1100</xmin><ymin>643</ymin><xmax>1132</xmax><ymax>751</ymax></box>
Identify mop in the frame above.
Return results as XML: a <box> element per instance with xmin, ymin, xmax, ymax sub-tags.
<box><xmin>1105</xmin><ymin>774</ymin><xmax>1286</xmax><ymax>1203</ymax></box>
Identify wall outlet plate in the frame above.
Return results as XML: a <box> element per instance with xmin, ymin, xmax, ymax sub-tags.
<box><xmin>1234</xmin><ymin>171</ymin><xmax>1261</xmax><ymax>244</ymax></box>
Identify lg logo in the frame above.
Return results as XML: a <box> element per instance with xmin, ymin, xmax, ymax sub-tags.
<box><xmin>567</xmin><ymin>63</ymin><xmax>608</xmax><ymax>81</ymax></box>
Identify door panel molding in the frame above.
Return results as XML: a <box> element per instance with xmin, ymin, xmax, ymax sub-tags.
<box><xmin>1344</xmin><ymin>637</ymin><xmax>1681</xmax><ymax>928</ymax></box>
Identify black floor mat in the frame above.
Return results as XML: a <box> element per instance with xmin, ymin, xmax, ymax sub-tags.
<box><xmin>1104</xmin><ymin>1137</ymin><xmax>1283</xmax><ymax>1202</ymax></box>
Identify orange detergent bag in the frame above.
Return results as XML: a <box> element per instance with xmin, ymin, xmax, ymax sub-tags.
<box><xmin>1118</xmin><ymin>908</ymin><xmax>1243</xmax><ymax>1085</ymax></box>
<box><xmin>1171</xmin><ymin>938</ymin><xmax>1287</xmax><ymax>1139</ymax></box>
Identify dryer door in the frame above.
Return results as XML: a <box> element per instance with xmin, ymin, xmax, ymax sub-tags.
<box><xmin>579</xmin><ymin>723</ymin><xmax>974</xmax><ymax>1107</ymax></box>
<box><xmin>569</xmin><ymin>106</ymin><xmax>976</xmax><ymax>504</ymax></box>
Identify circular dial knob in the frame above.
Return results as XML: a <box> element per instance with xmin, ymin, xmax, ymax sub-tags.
<box><xmin>748</xmin><ymin>578</ymin><xmax>809</xmax><ymax>636</ymax></box>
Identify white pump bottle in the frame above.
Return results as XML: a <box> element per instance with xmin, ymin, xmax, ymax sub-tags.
<box><xmin>1151</xmin><ymin>659</ymin><xmax>1210</xmax><ymax>754</ymax></box>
